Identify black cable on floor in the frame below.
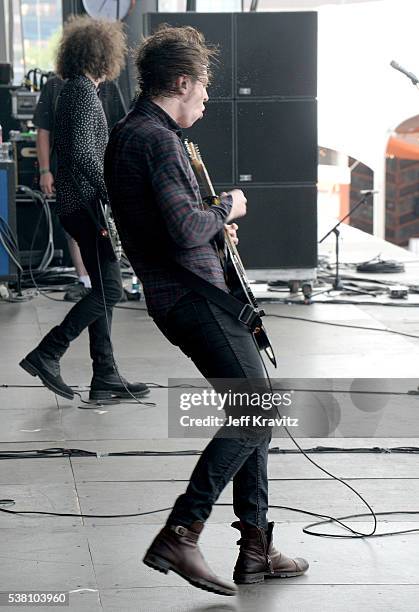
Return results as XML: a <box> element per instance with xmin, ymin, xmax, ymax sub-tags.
<box><xmin>2</xmin><ymin>382</ymin><xmax>419</xmax><ymax>396</ymax></box>
<box><xmin>1</xmin><ymin>446</ymin><xmax>419</xmax><ymax>460</ymax></box>
<box><xmin>0</xmin><ymin>498</ymin><xmax>418</xmax><ymax>539</ymax></box>
<box><xmin>56</xmin><ymin>297</ymin><xmax>419</xmax><ymax>341</ymax></box>
<box><xmin>264</xmin><ymin>313</ymin><xmax>419</xmax><ymax>340</ymax></box>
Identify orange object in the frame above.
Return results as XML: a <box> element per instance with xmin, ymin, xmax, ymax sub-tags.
<box><xmin>386</xmin><ymin>134</ymin><xmax>419</xmax><ymax>160</ymax></box>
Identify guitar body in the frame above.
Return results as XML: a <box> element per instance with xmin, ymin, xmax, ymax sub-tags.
<box><xmin>97</xmin><ymin>200</ymin><xmax>123</xmax><ymax>262</ymax></box>
<box><xmin>185</xmin><ymin>141</ymin><xmax>277</xmax><ymax>368</ymax></box>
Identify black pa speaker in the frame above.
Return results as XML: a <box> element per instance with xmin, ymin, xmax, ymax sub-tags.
<box><xmin>144</xmin><ymin>11</ymin><xmax>318</xmax><ymax>272</ymax></box>
<box><xmin>235</xmin><ymin>12</ymin><xmax>317</xmax><ymax>99</ymax></box>
<box><xmin>183</xmin><ymin>100</ymin><xmax>234</xmax><ymax>185</ymax></box>
<box><xmin>233</xmin><ymin>185</ymin><xmax>318</xmax><ymax>269</ymax></box>
<box><xmin>236</xmin><ymin>99</ymin><xmax>317</xmax><ymax>185</ymax></box>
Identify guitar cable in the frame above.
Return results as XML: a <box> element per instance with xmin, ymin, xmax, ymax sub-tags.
<box><xmin>253</xmin><ymin>332</ymin><xmax>380</xmax><ymax>539</ymax></box>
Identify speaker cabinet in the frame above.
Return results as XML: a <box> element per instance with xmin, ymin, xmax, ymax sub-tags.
<box><xmin>236</xmin><ymin>100</ymin><xmax>317</xmax><ymax>184</ymax></box>
<box><xmin>144</xmin><ymin>11</ymin><xmax>318</xmax><ymax>272</ymax></box>
<box><xmin>183</xmin><ymin>100</ymin><xmax>234</xmax><ymax>185</ymax></box>
<box><xmin>234</xmin><ymin>185</ymin><xmax>318</xmax><ymax>269</ymax></box>
<box><xmin>146</xmin><ymin>12</ymin><xmax>234</xmax><ymax>99</ymax></box>
<box><xmin>235</xmin><ymin>12</ymin><xmax>317</xmax><ymax>99</ymax></box>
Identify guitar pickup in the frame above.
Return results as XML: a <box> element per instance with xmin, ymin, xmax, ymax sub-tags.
<box><xmin>203</xmin><ymin>195</ymin><xmax>221</xmax><ymax>206</ymax></box>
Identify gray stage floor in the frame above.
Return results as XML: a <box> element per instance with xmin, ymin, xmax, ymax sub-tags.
<box><xmin>1</xmin><ymin>293</ymin><xmax>419</xmax><ymax>611</ymax></box>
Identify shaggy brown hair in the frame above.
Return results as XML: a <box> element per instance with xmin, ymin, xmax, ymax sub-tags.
<box><xmin>135</xmin><ymin>24</ymin><xmax>218</xmax><ymax>98</ymax></box>
<box><xmin>56</xmin><ymin>16</ymin><xmax>127</xmax><ymax>81</ymax></box>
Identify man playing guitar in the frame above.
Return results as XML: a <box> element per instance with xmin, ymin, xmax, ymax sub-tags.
<box><xmin>104</xmin><ymin>24</ymin><xmax>308</xmax><ymax>596</ymax></box>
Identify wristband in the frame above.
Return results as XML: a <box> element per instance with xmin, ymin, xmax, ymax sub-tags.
<box><xmin>39</xmin><ymin>168</ymin><xmax>51</xmax><ymax>175</ymax></box>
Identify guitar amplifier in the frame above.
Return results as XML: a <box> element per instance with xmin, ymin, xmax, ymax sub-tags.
<box><xmin>15</xmin><ymin>194</ymin><xmax>72</xmax><ymax>268</ymax></box>
<box><xmin>0</xmin><ymin>160</ymin><xmax>18</xmax><ymax>282</ymax></box>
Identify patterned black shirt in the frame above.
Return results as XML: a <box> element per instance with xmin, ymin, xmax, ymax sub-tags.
<box><xmin>33</xmin><ymin>75</ymin><xmax>126</xmax><ymax>176</ymax></box>
<box><xmin>104</xmin><ymin>97</ymin><xmax>232</xmax><ymax>318</ymax></box>
<box><xmin>54</xmin><ymin>75</ymin><xmax>108</xmax><ymax>216</ymax></box>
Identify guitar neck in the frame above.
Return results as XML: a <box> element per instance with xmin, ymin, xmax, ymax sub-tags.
<box><xmin>199</xmin><ymin>164</ymin><xmax>217</xmax><ymax>199</ymax></box>
<box><xmin>195</xmin><ymin>164</ymin><xmax>237</xmax><ymax>249</ymax></box>
<box><xmin>185</xmin><ymin>140</ymin><xmax>258</xmax><ymax>306</ymax></box>
<box><xmin>197</xmin><ymin>164</ymin><xmax>258</xmax><ymax>305</ymax></box>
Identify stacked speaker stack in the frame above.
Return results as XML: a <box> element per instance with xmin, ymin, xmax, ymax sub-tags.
<box><xmin>146</xmin><ymin>11</ymin><xmax>318</xmax><ymax>279</ymax></box>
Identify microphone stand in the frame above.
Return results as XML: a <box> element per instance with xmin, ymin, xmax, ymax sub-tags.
<box><xmin>319</xmin><ymin>191</ymin><xmax>375</xmax><ymax>292</ymax></box>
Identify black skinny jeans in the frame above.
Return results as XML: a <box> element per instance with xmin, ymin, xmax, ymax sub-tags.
<box><xmin>154</xmin><ymin>292</ymin><xmax>272</xmax><ymax>530</ymax></box>
<box><xmin>46</xmin><ymin>209</ymin><xmax>122</xmax><ymax>375</ymax></box>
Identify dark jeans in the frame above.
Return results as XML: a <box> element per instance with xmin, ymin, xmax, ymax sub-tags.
<box><xmin>40</xmin><ymin>209</ymin><xmax>122</xmax><ymax>375</ymax></box>
<box><xmin>154</xmin><ymin>292</ymin><xmax>272</xmax><ymax>530</ymax></box>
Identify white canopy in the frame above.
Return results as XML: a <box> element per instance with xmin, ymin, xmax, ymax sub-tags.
<box><xmin>254</xmin><ymin>0</ymin><xmax>419</xmax><ymax>236</ymax></box>
<box><xmin>318</xmin><ymin>0</ymin><xmax>419</xmax><ymax>235</ymax></box>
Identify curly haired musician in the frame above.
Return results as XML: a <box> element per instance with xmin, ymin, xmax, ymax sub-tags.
<box><xmin>104</xmin><ymin>24</ymin><xmax>308</xmax><ymax>595</ymax></box>
<box><xmin>20</xmin><ymin>16</ymin><xmax>148</xmax><ymax>402</ymax></box>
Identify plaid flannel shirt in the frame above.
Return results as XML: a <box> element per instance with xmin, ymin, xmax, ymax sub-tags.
<box><xmin>104</xmin><ymin>97</ymin><xmax>232</xmax><ymax>318</ymax></box>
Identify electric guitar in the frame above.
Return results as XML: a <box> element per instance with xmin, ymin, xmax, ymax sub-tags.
<box><xmin>98</xmin><ymin>200</ymin><xmax>123</xmax><ymax>261</ymax></box>
<box><xmin>185</xmin><ymin>140</ymin><xmax>277</xmax><ymax>368</ymax></box>
<box><xmin>63</xmin><ymin>158</ymin><xmax>122</xmax><ymax>261</ymax></box>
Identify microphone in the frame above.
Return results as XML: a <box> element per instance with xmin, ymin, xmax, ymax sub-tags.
<box><xmin>359</xmin><ymin>190</ymin><xmax>379</xmax><ymax>195</ymax></box>
<box><xmin>390</xmin><ymin>60</ymin><xmax>419</xmax><ymax>85</ymax></box>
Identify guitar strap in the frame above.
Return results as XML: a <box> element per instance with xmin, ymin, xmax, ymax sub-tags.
<box><xmin>170</xmin><ymin>262</ymin><xmax>263</xmax><ymax>333</ymax></box>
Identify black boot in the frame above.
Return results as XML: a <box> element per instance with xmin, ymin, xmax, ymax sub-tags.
<box><xmin>89</xmin><ymin>371</ymin><xmax>149</xmax><ymax>401</ymax></box>
<box><xmin>19</xmin><ymin>327</ymin><xmax>73</xmax><ymax>400</ymax></box>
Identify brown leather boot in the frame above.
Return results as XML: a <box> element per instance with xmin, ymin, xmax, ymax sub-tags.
<box><xmin>143</xmin><ymin>523</ymin><xmax>237</xmax><ymax>596</ymax></box>
<box><xmin>232</xmin><ymin>521</ymin><xmax>309</xmax><ymax>584</ymax></box>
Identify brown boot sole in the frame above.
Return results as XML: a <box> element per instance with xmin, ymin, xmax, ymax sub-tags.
<box><xmin>265</xmin><ymin>569</ymin><xmax>307</xmax><ymax>578</ymax></box>
<box><xmin>233</xmin><ymin>571</ymin><xmax>265</xmax><ymax>584</ymax></box>
<box><xmin>143</xmin><ymin>553</ymin><xmax>237</xmax><ymax>596</ymax></box>
<box><xmin>234</xmin><ymin>569</ymin><xmax>306</xmax><ymax>584</ymax></box>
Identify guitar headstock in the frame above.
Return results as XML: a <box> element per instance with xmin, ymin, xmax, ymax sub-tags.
<box><xmin>184</xmin><ymin>140</ymin><xmax>204</xmax><ymax>172</ymax></box>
